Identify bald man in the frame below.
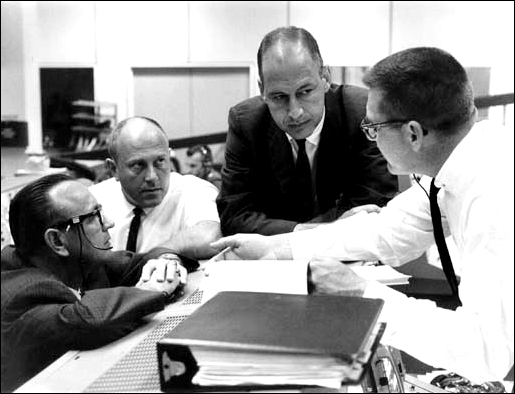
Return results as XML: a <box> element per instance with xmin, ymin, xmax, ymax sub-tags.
<box><xmin>217</xmin><ymin>26</ymin><xmax>398</xmax><ymax>236</ymax></box>
<box><xmin>89</xmin><ymin>117</ymin><xmax>221</xmax><ymax>259</ymax></box>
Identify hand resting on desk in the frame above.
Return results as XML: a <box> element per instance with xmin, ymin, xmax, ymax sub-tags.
<box><xmin>135</xmin><ymin>257</ymin><xmax>187</xmax><ymax>295</ymax></box>
<box><xmin>308</xmin><ymin>256</ymin><xmax>369</xmax><ymax>297</ymax></box>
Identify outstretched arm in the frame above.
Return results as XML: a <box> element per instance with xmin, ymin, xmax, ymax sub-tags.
<box><xmin>210</xmin><ymin>232</ymin><xmax>292</xmax><ymax>260</ymax></box>
<box><xmin>159</xmin><ymin>220</ymin><xmax>221</xmax><ymax>259</ymax></box>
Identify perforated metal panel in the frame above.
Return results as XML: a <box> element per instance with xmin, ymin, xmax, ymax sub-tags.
<box><xmin>84</xmin><ymin>315</ymin><xmax>187</xmax><ymax>392</ymax></box>
<box><xmin>182</xmin><ymin>289</ymin><xmax>203</xmax><ymax>305</ymax></box>
<box><xmin>84</xmin><ymin>290</ymin><xmax>205</xmax><ymax>392</ymax></box>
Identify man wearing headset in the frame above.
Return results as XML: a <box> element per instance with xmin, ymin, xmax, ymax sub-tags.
<box><xmin>184</xmin><ymin>144</ymin><xmax>222</xmax><ymax>190</ymax></box>
<box><xmin>1</xmin><ymin>174</ymin><xmax>196</xmax><ymax>392</ymax></box>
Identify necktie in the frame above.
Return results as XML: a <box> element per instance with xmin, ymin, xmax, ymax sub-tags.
<box><xmin>126</xmin><ymin>207</ymin><xmax>143</xmax><ymax>252</ymax></box>
<box><xmin>295</xmin><ymin>139</ymin><xmax>313</xmax><ymax>221</ymax></box>
<box><xmin>429</xmin><ymin>179</ymin><xmax>460</xmax><ymax>299</ymax></box>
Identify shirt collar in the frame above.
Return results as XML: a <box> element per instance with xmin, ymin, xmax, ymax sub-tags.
<box><xmin>434</xmin><ymin>120</ymin><xmax>484</xmax><ymax>193</ymax></box>
<box><xmin>68</xmin><ymin>287</ymin><xmax>82</xmax><ymax>300</ymax></box>
<box><xmin>122</xmin><ymin>197</ymin><xmax>150</xmax><ymax>218</ymax></box>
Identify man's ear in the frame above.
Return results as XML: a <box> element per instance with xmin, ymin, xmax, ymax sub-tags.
<box><xmin>105</xmin><ymin>158</ymin><xmax>118</xmax><ymax>180</ymax></box>
<box><xmin>44</xmin><ymin>228</ymin><xmax>70</xmax><ymax>257</ymax></box>
<box><xmin>406</xmin><ymin>120</ymin><xmax>426</xmax><ymax>152</ymax></box>
<box><xmin>258</xmin><ymin>79</ymin><xmax>264</xmax><ymax>98</ymax></box>
<box><xmin>321</xmin><ymin>66</ymin><xmax>331</xmax><ymax>91</ymax></box>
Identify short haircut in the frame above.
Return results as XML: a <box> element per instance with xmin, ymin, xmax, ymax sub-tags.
<box><xmin>257</xmin><ymin>26</ymin><xmax>324</xmax><ymax>84</ymax></box>
<box><xmin>186</xmin><ymin>144</ymin><xmax>212</xmax><ymax>165</ymax></box>
<box><xmin>9</xmin><ymin>173</ymin><xmax>74</xmax><ymax>258</ymax></box>
<box><xmin>107</xmin><ymin>116</ymin><xmax>167</xmax><ymax>162</ymax></box>
<box><xmin>363</xmin><ymin>47</ymin><xmax>475</xmax><ymax>134</ymax></box>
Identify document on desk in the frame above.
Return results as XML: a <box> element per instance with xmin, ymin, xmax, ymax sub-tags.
<box><xmin>350</xmin><ymin>264</ymin><xmax>411</xmax><ymax>285</ymax></box>
<box><xmin>199</xmin><ymin>259</ymin><xmax>309</xmax><ymax>303</ymax></box>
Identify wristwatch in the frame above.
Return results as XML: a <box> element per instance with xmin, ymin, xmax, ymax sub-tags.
<box><xmin>159</xmin><ymin>253</ymin><xmax>181</xmax><ymax>262</ymax></box>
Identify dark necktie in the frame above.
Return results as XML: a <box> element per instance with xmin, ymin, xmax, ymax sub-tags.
<box><xmin>295</xmin><ymin>139</ymin><xmax>313</xmax><ymax>221</ymax></box>
<box><xmin>126</xmin><ymin>207</ymin><xmax>143</xmax><ymax>252</ymax></box>
<box><xmin>429</xmin><ymin>179</ymin><xmax>460</xmax><ymax>300</ymax></box>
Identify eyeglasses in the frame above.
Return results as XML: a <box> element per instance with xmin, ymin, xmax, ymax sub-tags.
<box><xmin>360</xmin><ymin>118</ymin><xmax>409</xmax><ymax>141</ymax></box>
<box><xmin>50</xmin><ymin>206</ymin><xmax>105</xmax><ymax>232</ymax></box>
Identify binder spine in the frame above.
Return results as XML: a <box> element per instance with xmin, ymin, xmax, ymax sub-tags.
<box><xmin>158</xmin><ymin>343</ymin><xmax>199</xmax><ymax>392</ymax></box>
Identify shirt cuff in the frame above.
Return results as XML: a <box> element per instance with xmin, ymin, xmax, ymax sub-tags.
<box><xmin>158</xmin><ymin>253</ymin><xmax>181</xmax><ymax>261</ymax></box>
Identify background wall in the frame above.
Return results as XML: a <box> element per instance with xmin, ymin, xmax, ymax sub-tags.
<box><xmin>1</xmin><ymin>1</ymin><xmax>25</xmax><ymax>119</ymax></box>
<box><xmin>1</xmin><ymin>1</ymin><xmax>514</xmax><ymax>154</ymax></box>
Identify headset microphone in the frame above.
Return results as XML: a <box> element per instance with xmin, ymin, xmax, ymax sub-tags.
<box><xmin>78</xmin><ymin>224</ymin><xmax>113</xmax><ymax>250</ymax></box>
<box><xmin>89</xmin><ymin>243</ymin><xmax>113</xmax><ymax>251</ymax></box>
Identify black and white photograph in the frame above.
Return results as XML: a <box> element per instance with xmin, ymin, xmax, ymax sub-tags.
<box><xmin>1</xmin><ymin>1</ymin><xmax>513</xmax><ymax>392</ymax></box>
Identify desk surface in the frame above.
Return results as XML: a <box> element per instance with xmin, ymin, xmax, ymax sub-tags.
<box><xmin>15</xmin><ymin>271</ymin><xmax>205</xmax><ymax>393</ymax></box>
<box><xmin>15</xmin><ymin>269</ymin><xmax>363</xmax><ymax>393</ymax></box>
<box><xmin>14</xmin><ymin>262</ymin><xmax>462</xmax><ymax>393</ymax></box>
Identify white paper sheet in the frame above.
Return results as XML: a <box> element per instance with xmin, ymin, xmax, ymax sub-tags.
<box><xmin>350</xmin><ymin>264</ymin><xmax>411</xmax><ymax>285</ymax></box>
<box><xmin>199</xmin><ymin>260</ymin><xmax>309</xmax><ymax>303</ymax></box>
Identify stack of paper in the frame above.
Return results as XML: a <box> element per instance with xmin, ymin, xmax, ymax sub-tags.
<box><xmin>189</xmin><ymin>321</ymin><xmax>382</xmax><ymax>389</ymax></box>
<box><xmin>191</xmin><ymin>348</ymin><xmax>369</xmax><ymax>388</ymax></box>
<box><xmin>350</xmin><ymin>264</ymin><xmax>411</xmax><ymax>285</ymax></box>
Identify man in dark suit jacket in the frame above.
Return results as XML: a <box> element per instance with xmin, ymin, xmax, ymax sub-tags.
<box><xmin>217</xmin><ymin>26</ymin><xmax>398</xmax><ymax>235</ymax></box>
<box><xmin>1</xmin><ymin>174</ymin><xmax>196</xmax><ymax>392</ymax></box>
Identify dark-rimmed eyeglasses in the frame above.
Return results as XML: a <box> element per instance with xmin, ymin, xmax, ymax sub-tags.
<box><xmin>50</xmin><ymin>206</ymin><xmax>105</xmax><ymax>232</ymax></box>
<box><xmin>360</xmin><ymin>118</ymin><xmax>409</xmax><ymax>141</ymax></box>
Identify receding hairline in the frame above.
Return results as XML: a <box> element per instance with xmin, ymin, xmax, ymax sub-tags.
<box><xmin>118</xmin><ymin>117</ymin><xmax>167</xmax><ymax>139</ymax></box>
<box><xmin>264</xmin><ymin>40</ymin><xmax>311</xmax><ymax>63</ymax></box>
<box><xmin>47</xmin><ymin>179</ymin><xmax>93</xmax><ymax>215</ymax></box>
<box><xmin>108</xmin><ymin>116</ymin><xmax>168</xmax><ymax>161</ymax></box>
<box><xmin>257</xmin><ymin>26</ymin><xmax>324</xmax><ymax>84</ymax></box>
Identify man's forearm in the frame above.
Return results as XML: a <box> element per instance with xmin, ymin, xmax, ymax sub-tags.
<box><xmin>159</xmin><ymin>221</ymin><xmax>221</xmax><ymax>259</ymax></box>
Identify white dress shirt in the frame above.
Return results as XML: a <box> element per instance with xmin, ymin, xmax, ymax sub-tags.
<box><xmin>286</xmin><ymin>120</ymin><xmax>514</xmax><ymax>382</ymax></box>
<box><xmin>89</xmin><ymin>173</ymin><xmax>220</xmax><ymax>253</ymax></box>
<box><xmin>285</xmin><ymin>107</ymin><xmax>325</xmax><ymax>170</ymax></box>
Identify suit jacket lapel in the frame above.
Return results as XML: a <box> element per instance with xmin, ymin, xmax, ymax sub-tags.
<box><xmin>315</xmin><ymin>88</ymin><xmax>349</xmax><ymax>211</ymax></box>
<box><xmin>268</xmin><ymin>122</ymin><xmax>297</xmax><ymax>196</ymax></box>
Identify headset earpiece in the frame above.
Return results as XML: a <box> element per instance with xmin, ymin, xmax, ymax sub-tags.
<box><xmin>200</xmin><ymin>146</ymin><xmax>212</xmax><ymax>167</ymax></box>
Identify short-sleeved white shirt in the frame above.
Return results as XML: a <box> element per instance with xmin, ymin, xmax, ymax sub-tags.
<box><xmin>89</xmin><ymin>173</ymin><xmax>220</xmax><ymax>252</ymax></box>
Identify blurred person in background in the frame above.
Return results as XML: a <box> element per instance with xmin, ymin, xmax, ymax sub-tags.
<box><xmin>184</xmin><ymin>144</ymin><xmax>222</xmax><ymax>190</ymax></box>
